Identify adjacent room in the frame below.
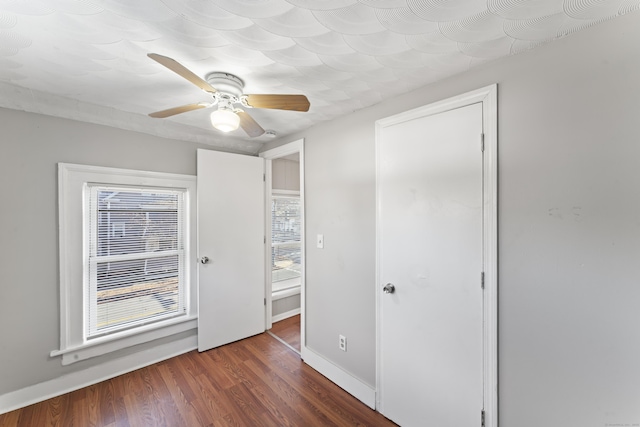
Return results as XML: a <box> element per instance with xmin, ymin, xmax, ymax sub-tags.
<box><xmin>1</xmin><ymin>1</ymin><xmax>639</xmax><ymax>426</ymax></box>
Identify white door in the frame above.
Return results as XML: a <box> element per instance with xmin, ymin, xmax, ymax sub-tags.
<box><xmin>197</xmin><ymin>149</ymin><xmax>265</xmax><ymax>352</ymax></box>
<box><xmin>378</xmin><ymin>103</ymin><xmax>484</xmax><ymax>426</ymax></box>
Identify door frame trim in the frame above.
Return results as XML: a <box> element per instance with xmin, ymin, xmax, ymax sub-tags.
<box><xmin>260</xmin><ymin>139</ymin><xmax>306</xmax><ymax>352</ymax></box>
<box><xmin>374</xmin><ymin>85</ymin><xmax>498</xmax><ymax>427</ymax></box>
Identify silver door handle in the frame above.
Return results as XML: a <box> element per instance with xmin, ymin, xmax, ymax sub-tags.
<box><xmin>383</xmin><ymin>283</ymin><xmax>395</xmax><ymax>294</ymax></box>
<box><xmin>200</xmin><ymin>256</ymin><xmax>210</xmax><ymax>264</ymax></box>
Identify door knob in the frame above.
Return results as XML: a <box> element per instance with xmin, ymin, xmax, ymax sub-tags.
<box><xmin>200</xmin><ymin>256</ymin><xmax>210</xmax><ymax>264</ymax></box>
<box><xmin>383</xmin><ymin>283</ymin><xmax>395</xmax><ymax>294</ymax></box>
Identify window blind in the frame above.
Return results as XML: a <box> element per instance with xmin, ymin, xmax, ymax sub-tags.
<box><xmin>86</xmin><ymin>185</ymin><xmax>186</xmax><ymax>338</ymax></box>
<box><xmin>271</xmin><ymin>196</ymin><xmax>301</xmax><ymax>283</ymax></box>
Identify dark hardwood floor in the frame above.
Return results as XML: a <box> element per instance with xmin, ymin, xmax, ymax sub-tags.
<box><xmin>270</xmin><ymin>315</ymin><xmax>301</xmax><ymax>352</ymax></box>
<box><xmin>0</xmin><ymin>332</ymin><xmax>395</xmax><ymax>426</ymax></box>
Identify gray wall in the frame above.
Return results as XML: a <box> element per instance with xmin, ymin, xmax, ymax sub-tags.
<box><xmin>272</xmin><ymin>157</ymin><xmax>300</xmax><ymax>191</ymax></box>
<box><xmin>262</xmin><ymin>12</ymin><xmax>640</xmax><ymax>426</ymax></box>
<box><xmin>0</xmin><ymin>110</ymin><xmax>216</xmax><ymax>396</ymax></box>
<box><xmin>272</xmin><ymin>294</ymin><xmax>301</xmax><ymax>319</ymax></box>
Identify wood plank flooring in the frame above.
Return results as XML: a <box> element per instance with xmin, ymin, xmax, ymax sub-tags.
<box><xmin>270</xmin><ymin>315</ymin><xmax>301</xmax><ymax>352</ymax></box>
<box><xmin>0</xmin><ymin>332</ymin><xmax>396</xmax><ymax>426</ymax></box>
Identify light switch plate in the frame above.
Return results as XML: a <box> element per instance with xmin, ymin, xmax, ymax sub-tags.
<box><xmin>317</xmin><ymin>234</ymin><xmax>324</xmax><ymax>249</ymax></box>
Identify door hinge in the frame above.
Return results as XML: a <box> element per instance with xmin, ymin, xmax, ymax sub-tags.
<box><xmin>264</xmin><ymin>236</ymin><xmax>266</xmax><ymax>244</ymax></box>
<box><xmin>480</xmin><ymin>133</ymin><xmax>485</xmax><ymax>152</ymax></box>
<box><xmin>481</xmin><ymin>409</ymin><xmax>485</xmax><ymax>427</ymax></box>
<box><xmin>263</xmin><ymin>173</ymin><xmax>266</xmax><ymax>182</ymax></box>
<box><xmin>264</xmin><ymin>298</ymin><xmax>267</xmax><ymax>306</ymax></box>
<box><xmin>481</xmin><ymin>272</ymin><xmax>485</xmax><ymax>289</ymax></box>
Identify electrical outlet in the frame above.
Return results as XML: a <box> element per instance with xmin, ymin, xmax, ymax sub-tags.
<box><xmin>339</xmin><ymin>335</ymin><xmax>347</xmax><ymax>352</ymax></box>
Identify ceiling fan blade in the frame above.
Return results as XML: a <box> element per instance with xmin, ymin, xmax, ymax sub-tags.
<box><xmin>243</xmin><ymin>94</ymin><xmax>310</xmax><ymax>112</ymax></box>
<box><xmin>237</xmin><ymin>110</ymin><xmax>265</xmax><ymax>137</ymax></box>
<box><xmin>149</xmin><ymin>103</ymin><xmax>212</xmax><ymax>118</ymax></box>
<box><xmin>148</xmin><ymin>53</ymin><xmax>217</xmax><ymax>94</ymax></box>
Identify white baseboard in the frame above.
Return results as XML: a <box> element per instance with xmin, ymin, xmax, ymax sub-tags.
<box><xmin>0</xmin><ymin>334</ymin><xmax>197</xmax><ymax>415</ymax></box>
<box><xmin>301</xmin><ymin>346</ymin><xmax>376</xmax><ymax>409</ymax></box>
<box><xmin>272</xmin><ymin>307</ymin><xmax>301</xmax><ymax>323</ymax></box>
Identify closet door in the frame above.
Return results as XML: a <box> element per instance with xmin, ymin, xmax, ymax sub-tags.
<box><xmin>378</xmin><ymin>103</ymin><xmax>484</xmax><ymax>426</ymax></box>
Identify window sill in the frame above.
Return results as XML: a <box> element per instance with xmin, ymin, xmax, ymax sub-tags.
<box><xmin>273</xmin><ymin>283</ymin><xmax>301</xmax><ymax>301</ymax></box>
<box><xmin>272</xmin><ymin>277</ymin><xmax>300</xmax><ymax>292</ymax></box>
<box><xmin>50</xmin><ymin>315</ymin><xmax>197</xmax><ymax>366</ymax></box>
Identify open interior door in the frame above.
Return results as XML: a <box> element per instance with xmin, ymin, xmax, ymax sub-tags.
<box><xmin>197</xmin><ymin>149</ymin><xmax>265</xmax><ymax>352</ymax></box>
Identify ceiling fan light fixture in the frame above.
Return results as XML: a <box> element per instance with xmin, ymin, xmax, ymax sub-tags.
<box><xmin>210</xmin><ymin>108</ymin><xmax>240</xmax><ymax>132</ymax></box>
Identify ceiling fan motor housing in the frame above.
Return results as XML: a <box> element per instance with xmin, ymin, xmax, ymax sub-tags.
<box><xmin>205</xmin><ymin>72</ymin><xmax>244</xmax><ymax>99</ymax></box>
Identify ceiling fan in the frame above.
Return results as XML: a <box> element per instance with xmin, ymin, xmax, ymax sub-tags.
<box><xmin>147</xmin><ymin>53</ymin><xmax>310</xmax><ymax>137</ymax></box>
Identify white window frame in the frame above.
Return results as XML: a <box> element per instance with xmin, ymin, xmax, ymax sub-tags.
<box><xmin>52</xmin><ymin>163</ymin><xmax>197</xmax><ymax>366</ymax></box>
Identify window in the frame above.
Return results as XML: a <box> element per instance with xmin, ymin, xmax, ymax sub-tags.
<box><xmin>53</xmin><ymin>164</ymin><xmax>197</xmax><ymax>365</ymax></box>
<box><xmin>271</xmin><ymin>194</ymin><xmax>301</xmax><ymax>290</ymax></box>
<box><xmin>86</xmin><ymin>186</ymin><xmax>186</xmax><ymax>338</ymax></box>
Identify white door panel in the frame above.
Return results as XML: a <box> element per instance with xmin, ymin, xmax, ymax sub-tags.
<box><xmin>197</xmin><ymin>149</ymin><xmax>265</xmax><ymax>352</ymax></box>
<box><xmin>378</xmin><ymin>103</ymin><xmax>484</xmax><ymax>426</ymax></box>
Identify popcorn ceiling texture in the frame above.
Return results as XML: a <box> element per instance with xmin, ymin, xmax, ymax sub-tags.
<box><xmin>0</xmin><ymin>0</ymin><xmax>638</xmax><ymax>153</ymax></box>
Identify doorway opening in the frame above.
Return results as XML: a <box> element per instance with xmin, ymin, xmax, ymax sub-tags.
<box><xmin>261</xmin><ymin>140</ymin><xmax>305</xmax><ymax>354</ymax></box>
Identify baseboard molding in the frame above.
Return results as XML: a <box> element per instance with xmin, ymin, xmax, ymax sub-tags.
<box><xmin>0</xmin><ymin>334</ymin><xmax>197</xmax><ymax>415</ymax></box>
<box><xmin>301</xmin><ymin>346</ymin><xmax>376</xmax><ymax>409</ymax></box>
<box><xmin>271</xmin><ymin>307</ymin><xmax>300</xmax><ymax>323</ymax></box>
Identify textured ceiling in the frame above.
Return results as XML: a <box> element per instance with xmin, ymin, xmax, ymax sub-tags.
<box><xmin>1</xmin><ymin>0</ymin><xmax>638</xmax><ymax>154</ymax></box>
